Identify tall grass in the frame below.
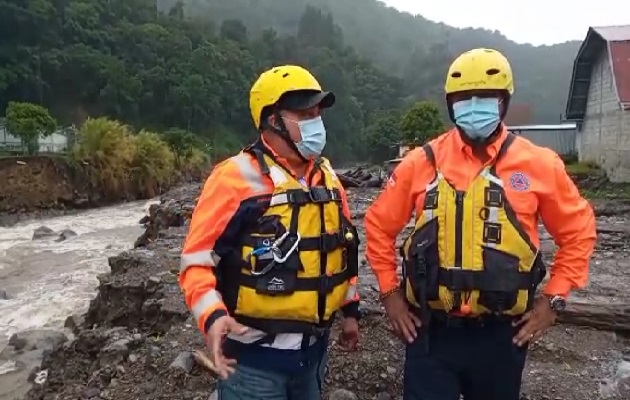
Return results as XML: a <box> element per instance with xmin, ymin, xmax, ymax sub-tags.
<box><xmin>132</xmin><ymin>130</ymin><xmax>175</xmax><ymax>197</ymax></box>
<box><xmin>69</xmin><ymin>117</ymin><xmax>208</xmax><ymax>200</ymax></box>
<box><xmin>70</xmin><ymin>118</ymin><xmax>136</xmax><ymax>198</ymax></box>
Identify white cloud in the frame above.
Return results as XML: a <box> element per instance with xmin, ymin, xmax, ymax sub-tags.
<box><xmin>382</xmin><ymin>0</ymin><xmax>629</xmax><ymax>45</ymax></box>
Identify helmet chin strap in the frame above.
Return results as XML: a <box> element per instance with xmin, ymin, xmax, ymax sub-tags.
<box><xmin>264</xmin><ymin>110</ymin><xmax>308</xmax><ymax>163</ymax></box>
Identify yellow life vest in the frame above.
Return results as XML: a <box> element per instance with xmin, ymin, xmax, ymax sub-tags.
<box><xmin>226</xmin><ymin>148</ymin><xmax>359</xmax><ymax>334</ymax></box>
<box><xmin>400</xmin><ymin>134</ymin><xmax>546</xmax><ymax>318</ymax></box>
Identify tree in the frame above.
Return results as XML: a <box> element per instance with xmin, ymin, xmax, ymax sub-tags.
<box><xmin>5</xmin><ymin>101</ymin><xmax>57</xmax><ymax>154</ymax></box>
<box><xmin>0</xmin><ymin>1</ymin><xmax>409</xmax><ymax>163</ymax></box>
<box><xmin>400</xmin><ymin>101</ymin><xmax>445</xmax><ymax>145</ymax></box>
<box><xmin>364</xmin><ymin>109</ymin><xmax>402</xmax><ymax>162</ymax></box>
<box><xmin>220</xmin><ymin>19</ymin><xmax>248</xmax><ymax>43</ymax></box>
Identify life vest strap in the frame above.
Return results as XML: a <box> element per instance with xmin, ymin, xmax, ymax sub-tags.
<box><xmin>239</xmin><ymin>267</ymin><xmax>352</xmax><ymax>294</ymax></box>
<box><xmin>242</xmin><ymin>232</ymin><xmax>348</xmax><ymax>253</ymax></box>
<box><xmin>437</xmin><ymin>268</ymin><xmax>535</xmax><ymax>292</ymax></box>
<box><xmin>234</xmin><ymin>315</ymin><xmax>334</xmax><ymax>335</ymax></box>
<box><xmin>271</xmin><ymin>187</ymin><xmax>341</xmax><ymax>206</ymax></box>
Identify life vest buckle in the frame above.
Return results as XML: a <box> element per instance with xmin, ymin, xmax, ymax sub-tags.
<box><xmin>320</xmin><ymin>232</ymin><xmax>342</xmax><ymax>253</ymax></box>
<box><xmin>308</xmin><ymin>187</ymin><xmax>333</xmax><ymax>203</ymax></box>
<box><xmin>318</xmin><ymin>275</ymin><xmax>334</xmax><ymax>295</ymax></box>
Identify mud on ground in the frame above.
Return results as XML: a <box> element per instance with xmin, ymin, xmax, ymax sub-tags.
<box><xmin>20</xmin><ymin>185</ymin><xmax>630</xmax><ymax>400</ymax></box>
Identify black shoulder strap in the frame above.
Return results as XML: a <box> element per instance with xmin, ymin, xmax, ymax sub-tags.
<box><xmin>422</xmin><ymin>144</ymin><xmax>436</xmax><ymax>169</ymax></box>
<box><xmin>489</xmin><ymin>133</ymin><xmax>516</xmax><ymax>175</ymax></box>
<box><xmin>495</xmin><ymin>133</ymin><xmax>516</xmax><ymax>163</ymax></box>
<box><xmin>243</xmin><ymin>146</ymin><xmax>270</xmax><ymax>175</ymax></box>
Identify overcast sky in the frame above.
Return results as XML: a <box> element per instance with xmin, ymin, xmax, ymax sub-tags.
<box><xmin>382</xmin><ymin>0</ymin><xmax>628</xmax><ymax>45</ymax></box>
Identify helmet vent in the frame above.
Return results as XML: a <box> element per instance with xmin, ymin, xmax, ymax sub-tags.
<box><xmin>486</xmin><ymin>68</ymin><xmax>500</xmax><ymax>75</ymax></box>
<box><xmin>282</xmin><ymin>72</ymin><xmax>289</xmax><ymax>78</ymax></box>
<box><xmin>451</xmin><ymin>72</ymin><xmax>461</xmax><ymax>78</ymax></box>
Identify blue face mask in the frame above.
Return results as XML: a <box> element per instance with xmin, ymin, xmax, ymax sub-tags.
<box><xmin>285</xmin><ymin>116</ymin><xmax>327</xmax><ymax>159</ymax></box>
<box><xmin>452</xmin><ymin>96</ymin><xmax>501</xmax><ymax>141</ymax></box>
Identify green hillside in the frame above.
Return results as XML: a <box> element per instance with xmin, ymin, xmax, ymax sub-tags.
<box><xmin>160</xmin><ymin>0</ymin><xmax>582</xmax><ymax>123</ymax></box>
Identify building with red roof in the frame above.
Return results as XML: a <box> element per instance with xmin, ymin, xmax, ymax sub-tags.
<box><xmin>565</xmin><ymin>25</ymin><xmax>630</xmax><ymax>182</ymax></box>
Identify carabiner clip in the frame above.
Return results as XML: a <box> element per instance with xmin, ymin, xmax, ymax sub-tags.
<box><xmin>250</xmin><ymin>261</ymin><xmax>276</xmax><ymax>276</ymax></box>
<box><xmin>272</xmin><ymin>233</ymin><xmax>301</xmax><ymax>264</ymax></box>
<box><xmin>246</xmin><ymin>246</ymin><xmax>271</xmax><ymax>264</ymax></box>
<box><xmin>248</xmin><ymin>246</ymin><xmax>275</xmax><ymax>276</ymax></box>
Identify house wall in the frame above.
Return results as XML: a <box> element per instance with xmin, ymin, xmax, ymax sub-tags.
<box><xmin>0</xmin><ymin>124</ymin><xmax>68</xmax><ymax>153</ymax></box>
<box><xmin>514</xmin><ymin>129</ymin><xmax>577</xmax><ymax>156</ymax></box>
<box><xmin>579</xmin><ymin>47</ymin><xmax>630</xmax><ymax>182</ymax></box>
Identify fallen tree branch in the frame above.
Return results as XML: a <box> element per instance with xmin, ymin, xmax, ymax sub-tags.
<box><xmin>557</xmin><ymin>301</ymin><xmax>630</xmax><ymax>332</ymax></box>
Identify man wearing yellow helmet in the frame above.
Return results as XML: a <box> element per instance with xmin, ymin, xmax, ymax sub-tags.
<box><xmin>365</xmin><ymin>48</ymin><xmax>596</xmax><ymax>399</ymax></box>
<box><xmin>180</xmin><ymin>65</ymin><xmax>361</xmax><ymax>399</ymax></box>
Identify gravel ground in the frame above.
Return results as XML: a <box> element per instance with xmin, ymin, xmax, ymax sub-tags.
<box><xmin>13</xmin><ymin>184</ymin><xmax>630</xmax><ymax>400</ymax></box>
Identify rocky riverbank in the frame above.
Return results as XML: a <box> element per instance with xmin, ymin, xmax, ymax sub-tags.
<box><xmin>10</xmin><ymin>183</ymin><xmax>630</xmax><ymax>400</ymax></box>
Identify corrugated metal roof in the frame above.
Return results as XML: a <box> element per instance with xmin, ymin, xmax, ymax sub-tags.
<box><xmin>507</xmin><ymin>123</ymin><xmax>577</xmax><ymax>131</ymax></box>
<box><xmin>592</xmin><ymin>25</ymin><xmax>630</xmax><ymax>42</ymax></box>
<box><xmin>609</xmin><ymin>41</ymin><xmax>630</xmax><ymax>104</ymax></box>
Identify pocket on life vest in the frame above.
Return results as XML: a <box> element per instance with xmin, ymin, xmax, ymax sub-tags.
<box><xmin>404</xmin><ymin>218</ymin><xmax>440</xmax><ymax>302</ymax></box>
<box><xmin>255</xmin><ymin>268</ymin><xmax>297</xmax><ymax>296</ymax></box>
<box><xmin>477</xmin><ymin>246</ymin><xmax>521</xmax><ymax>313</ymax></box>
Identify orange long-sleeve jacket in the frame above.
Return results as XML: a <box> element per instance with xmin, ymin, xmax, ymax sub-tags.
<box><xmin>366</xmin><ymin>127</ymin><xmax>596</xmax><ymax>299</ymax></box>
<box><xmin>179</xmin><ymin>139</ymin><xmax>359</xmax><ymax>334</ymax></box>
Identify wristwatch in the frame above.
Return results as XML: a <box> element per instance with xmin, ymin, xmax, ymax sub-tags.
<box><xmin>548</xmin><ymin>295</ymin><xmax>567</xmax><ymax>312</ymax></box>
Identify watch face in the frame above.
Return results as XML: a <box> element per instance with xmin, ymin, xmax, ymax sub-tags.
<box><xmin>551</xmin><ymin>296</ymin><xmax>567</xmax><ymax>311</ymax></box>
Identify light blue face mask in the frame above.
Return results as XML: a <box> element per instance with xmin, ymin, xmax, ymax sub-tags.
<box><xmin>285</xmin><ymin>116</ymin><xmax>327</xmax><ymax>159</ymax></box>
<box><xmin>452</xmin><ymin>96</ymin><xmax>502</xmax><ymax>141</ymax></box>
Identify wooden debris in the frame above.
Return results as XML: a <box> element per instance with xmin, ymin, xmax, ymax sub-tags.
<box><xmin>336</xmin><ymin>166</ymin><xmax>383</xmax><ymax>188</ymax></box>
<box><xmin>192</xmin><ymin>349</ymin><xmax>218</xmax><ymax>375</ymax></box>
<box><xmin>557</xmin><ymin>301</ymin><xmax>630</xmax><ymax>332</ymax></box>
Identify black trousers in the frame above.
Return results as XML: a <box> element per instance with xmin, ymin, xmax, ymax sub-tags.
<box><xmin>403</xmin><ymin>317</ymin><xmax>528</xmax><ymax>400</ymax></box>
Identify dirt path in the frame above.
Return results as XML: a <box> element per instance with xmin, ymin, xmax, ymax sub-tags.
<box><xmin>20</xmin><ymin>185</ymin><xmax>630</xmax><ymax>400</ymax></box>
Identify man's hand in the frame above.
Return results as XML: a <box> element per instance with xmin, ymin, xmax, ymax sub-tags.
<box><xmin>382</xmin><ymin>289</ymin><xmax>422</xmax><ymax>344</ymax></box>
<box><xmin>338</xmin><ymin>317</ymin><xmax>359</xmax><ymax>351</ymax></box>
<box><xmin>205</xmin><ymin>315</ymin><xmax>248</xmax><ymax>379</ymax></box>
<box><xmin>512</xmin><ymin>296</ymin><xmax>557</xmax><ymax>347</ymax></box>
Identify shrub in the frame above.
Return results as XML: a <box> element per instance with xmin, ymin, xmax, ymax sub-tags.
<box><xmin>70</xmin><ymin>117</ymin><xmax>182</xmax><ymax>199</ymax></box>
<box><xmin>181</xmin><ymin>147</ymin><xmax>210</xmax><ymax>179</ymax></box>
<box><xmin>131</xmin><ymin>130</ymin><xmax>176</xmax><ymax>197</ymax></box>
<box><xmin>70</xmin><ymin>117</ymin><xmax>136</xmax><ymax>198</ymax></box>
<box><xmin>160</xmin><ymin>127</ymin><xmax>211</xmax><ymax>179</ymax></box>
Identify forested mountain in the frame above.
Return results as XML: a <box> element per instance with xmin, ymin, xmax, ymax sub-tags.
<box><xmin>159</xmin><ymin>0</ymin><xmax>582</xmax><ymax>124</ymax></box>
<box><xmin>0</xmin><ymin>0</ymin><xmax>581</xmax><ymax>163</ymax></box>
<box><xmin>1</xmin><ymin>0</ymin><xmax>409</xmax><ymax>161</ymax></box>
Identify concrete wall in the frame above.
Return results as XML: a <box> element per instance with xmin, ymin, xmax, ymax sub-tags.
<box><xmin>0</xmin><ymin>125</ymin><xmax>68</xmax><ymax>153</ymax></box>
<box><xmin>578</xmin><ymin>47</ymin><xmax>630</xmax><ymax>182</ymax></box>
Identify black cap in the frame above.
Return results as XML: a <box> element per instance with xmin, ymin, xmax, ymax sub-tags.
<box><xmin>277</xmin><ymin>90</ymin><xmax>336</xmax><ymax>111</ymax></box>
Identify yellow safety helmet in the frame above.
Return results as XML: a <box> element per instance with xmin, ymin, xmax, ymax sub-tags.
<box><xmin>444</xmin><ymin>48</ymin><xmax>514</xmax><ymax>95</ymax></box>
<box><xmin>249</xmin><ymin>65</ymin><xmax>335</xmax><ymax>129</ymax></box>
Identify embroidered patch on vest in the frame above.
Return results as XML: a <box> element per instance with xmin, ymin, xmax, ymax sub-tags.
<box><xmin>509</xmin><ymin>172</ymin><xmax>530</xmax><ymax>191</ymax></box>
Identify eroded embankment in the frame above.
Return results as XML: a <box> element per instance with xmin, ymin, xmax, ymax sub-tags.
<box><xmin>0</xmin><ymin>155</ymin><xmax>205</xmax><ymax>227</ymax></box>
<box><xmin>17</xmin><ymin>184</ymin><xmax>630</xmax><ymax>400</ymax></box>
